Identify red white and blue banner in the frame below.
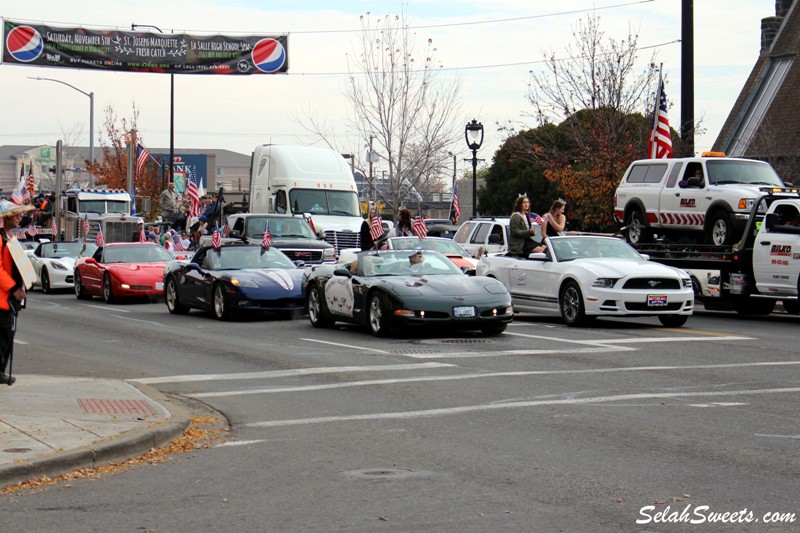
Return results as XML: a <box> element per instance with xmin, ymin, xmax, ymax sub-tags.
<box><xmin>3</xmin><ymin>19</ymin><xmax>288</xmax><ymax>75</ymax></box>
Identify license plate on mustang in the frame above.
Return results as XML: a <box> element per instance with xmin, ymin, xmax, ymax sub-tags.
<box><xmin>453</xmin><ymin>306</ymin><xmax>475</xmax><ymax>318</ymax></box>
<box><xmin>647</xmin><ymin>294</ymin><xmax>667</xmax><ymax>306</ymax></box>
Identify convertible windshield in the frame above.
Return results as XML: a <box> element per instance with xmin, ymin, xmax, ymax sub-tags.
<box><xmin>41</xmin><ymin>242</ymin><xmax>97</xmax><ymax>259</ymax></box>
<box><xmin>103</xmin><ymin>245</ymin><xmax>174</xmax><ymax>263</ymax></box>
<box><xmin>550</xmin><ymin>237</ymin><xmax>643</xmax><ymax>262</ymax></box>
<box><xmin>389</xmin><ymin>237</ymin><xmax>470</xmax><ymax>258</ymax></box>
<box><xmin>202</xmin><ymin>246</ymin><xmax>295</xmax><ymax>270</ymax></box>
<box><xmin>355</xmin><ymin>250</ymin><xmax>463</xmax><ymax>276</ymax></box>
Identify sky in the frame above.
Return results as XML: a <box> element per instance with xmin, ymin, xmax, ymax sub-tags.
<box><xmin>0</xmin><ymin>0</ymin><xmax>775</xmax><ymax>178</ymax></box>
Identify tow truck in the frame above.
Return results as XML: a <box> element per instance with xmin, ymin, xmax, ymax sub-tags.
<box><xmin>633</xmin><ymin>188</ymin><xmax>800</xmax><ymax>316</ymax></box>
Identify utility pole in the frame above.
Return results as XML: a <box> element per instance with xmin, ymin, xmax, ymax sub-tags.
<box><xmin>681</xmin><ymin>0</ymin><xmax>695</xmax><ymax>156</ymax></box>
<box><xmin>368</xmin><ymin>135</ymin><xmax>375</xmax><ymax>201</ymax></box>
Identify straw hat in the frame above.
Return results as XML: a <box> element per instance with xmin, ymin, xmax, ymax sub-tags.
<box><xmin>0</xmin><ymin>200</ymin><xmax>34</xmax><ymax>218</ymax></box>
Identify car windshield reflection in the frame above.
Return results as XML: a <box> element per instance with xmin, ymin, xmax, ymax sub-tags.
<box><xmin>550</xmin><ymin>237</ymin><xmax>643</xmax><ymax>262</ymax></box>
<box><xmin>356</xmin><ymin>250</ymin><xmax>463</xmax><ymax>277</ymax></box>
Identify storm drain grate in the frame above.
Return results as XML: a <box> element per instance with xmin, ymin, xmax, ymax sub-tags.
<box><xmin>389</xmin><ymin>349</ymin><xmax>443</xmax><ymax>355</ymax></box>
<box><xmin>77</xmin><ymin>398</ymin><xmax>157</xmax><ymax>417</ymax></box>
<box><xmin>437</xmin><ymin>338</ymin><xmax>491</xmax><ymax>344</ymax></box>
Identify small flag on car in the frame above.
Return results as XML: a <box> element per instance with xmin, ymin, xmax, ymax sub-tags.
<box><xmin>261</xmin><ymin>221</ymin><xmax>271</xmax><ymax>254</ymax></box>
<box><xmin>95</xmin><ymin>226</ymin><xmax>104</xmax><ymax>247</ymax></box>
<box><xmin>211</xmin><ymin>223</ymin><xmax>221</xmax><ymax>252</ymax></box>
<box><xmin>412</xmin><ymin>213</ymin><xmax>427</xmax><ymax>239</ymax></box>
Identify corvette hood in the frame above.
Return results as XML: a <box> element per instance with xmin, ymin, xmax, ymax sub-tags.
<box><xmin>227</xmin><ymin>268</ymin><xmax>304</xmax><ymax>291</ymax></box>
<box><xmin>571</xmin><ymin>258</ymin><xmax>683</xmax><ymax>278</ymax></box>
<box><xmin>107</xmin><ymin>262</ymin><xmax>168</xmax><ymax>273</ymax></box>
<box><xmin>387</xmin><ymin>275</ymin><xmax>505</xmax><ymax>297</ymax></box>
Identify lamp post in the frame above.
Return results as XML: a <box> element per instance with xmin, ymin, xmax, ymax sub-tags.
<box><xmin>131</xmin><ymin>23</ymin><xmax>174</xmax><ymax>189</ymax></box>
<box><xmin>464</xmin><ymin>119</ymin><xmax>484</xmax><ymax>217</ymax></box>
<box><xmin>29</xmin><ymin>76</ymin><xmax>94</xmax><ymax>186</ymax></box>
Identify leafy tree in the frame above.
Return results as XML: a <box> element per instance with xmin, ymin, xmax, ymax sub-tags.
<box><xmin>84</xmin><ymin>105</ymin><xmax>163</xmax><ymax>221</ymax></box>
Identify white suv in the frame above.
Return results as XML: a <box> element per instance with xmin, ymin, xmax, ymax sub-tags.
<box><xmin>613</xmin><ymin>155</ymin><xmax>784</xmax><ymax>245</ymax></box>
<box><xmin>453</xmin><ymin>218</ymin><xmax>510</xmax><ymax>257</ymax></box>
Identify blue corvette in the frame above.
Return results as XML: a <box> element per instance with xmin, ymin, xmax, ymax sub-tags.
<box><xmin>163</xmin><ymin>242</ymin><xmax>306</xmax><ymax>320</ymax></box>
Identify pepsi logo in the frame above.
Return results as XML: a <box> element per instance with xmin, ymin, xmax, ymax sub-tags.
<box><xmin>251</xmin><ymin>38</ymin><xmax>286</xmax><ymax>73</ymax></box>
<box><xmin>6</xmin><ymin>25</ymin><xmax>44</xmax><ymax>63</ymax></box>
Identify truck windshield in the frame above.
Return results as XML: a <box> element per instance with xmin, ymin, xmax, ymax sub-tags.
<box><xmin>289</xmin><ymin>189</ymin><xmax>360</xmax><ymax>217</ymax></box>
<box><xmin>706</xmin><ymin>160</ymin><xmax>784</xmax><ymax>187</ymax></box>
<box><xmin>245</xmin><ymin>217</ymin><xmax>317</xmax><ymax>239</ymax></box>
<box><xmin>78</xmin><ymin>200</ymin><xmax>130</xmax><ymax>214</ymax></box>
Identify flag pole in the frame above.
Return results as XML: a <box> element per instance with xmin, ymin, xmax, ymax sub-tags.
<box><xmin>649</xmin><ymin>63</ymin><xmax>663</xmax><ymax>158</ymax></box>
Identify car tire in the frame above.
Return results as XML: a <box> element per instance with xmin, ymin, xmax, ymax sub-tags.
<box><xmin>368</xmin><ymin>292</ymin><xmax>392</xmax><ymax>337</ymax></box>
<box><xmin>74</xmin><ymin>270</ymin><xmax>90</xmax><ymax>300</ymax></box>
<box><xmin>308</xmin><ymin>284</ymin><xmax>334</xmax><ymax>328</ymax></box>
<box><xmin>165</xmin><ymin>276</ymin><xmax>190</xmax><ymax>315</ymax></box>
<box><xmin>41</xmin><ymin>268</ymin><xmax>51</xmax><ymax>294</ymax></box>
<box><xmin>783</xmin><ymin>299</ymin><xmax>800</xmax><ymax>315</ymax></box>
<box><xmin>707</xmin><ymin>211</ymin><xmax>734</xmax><ymax>246</ymax></box>
<box><xmin>733</xmin><ymin>298</ymin><xmax>775</xmax><ymax>316</ymax></box>
<box><xmin>626</xmin><ymin>209</ymin><xmax>651</xmax><ymax>244</ymax></box>
<box><xmin>103</xmin><ymin>272</ymin><xmax>116</xmax><ymax>304</ymax></box>
<box><xmin>213</xmin><ymin>283</ymin><xmax>231</xmax><ymax>321</ymax></box>
<box><xmin>559</xmin><ymin>280</ymin><xmax>588</xmax><ymax>327</ymax></box>
<box><xmin>658</xmin><ymin>314</ymin><xmax>689</xmax><ymax>328</ymax></box>
<box><xmin>481</xmin><ymin>323</ymin><xmax>507</xmax><ymax>336</ymax></box>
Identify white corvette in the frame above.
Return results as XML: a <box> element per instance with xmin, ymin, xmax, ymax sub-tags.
<box><xmin>29</xmin><ymin>241</ymin><xmax>98</xmax><ymax>293</ymax></box>
<box><xmin>477</xmin><ymin>235</ymin><xmax>694</xmax><ymax>327</ymax></box>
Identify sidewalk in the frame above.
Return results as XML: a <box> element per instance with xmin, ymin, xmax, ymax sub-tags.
<box><xmin>0</xmin><ymin>374</ymin><xmax>191</xmax><ymax>488</ymax></box>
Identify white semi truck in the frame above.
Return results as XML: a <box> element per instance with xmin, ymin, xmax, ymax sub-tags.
<box><xmin>59</xmin><ymin>188</ymin><xmax>142</xmax><ymax>243</ymax></box>
<box><xmin>248</xmin><ymin>145</ymin><xmax>362</xmax><ymax>252</ymax></box>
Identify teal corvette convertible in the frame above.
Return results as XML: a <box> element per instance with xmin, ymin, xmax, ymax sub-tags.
<box><xmin>306</xmin><ymin>249</ymin><xmax>513</xmax><ymax>337</ymax></box>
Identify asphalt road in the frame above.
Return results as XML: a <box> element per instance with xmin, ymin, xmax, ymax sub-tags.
<box><xmin>2</xmin><ymin>291</ymin><xmax>799</xmax><ymax>532</ymax></box>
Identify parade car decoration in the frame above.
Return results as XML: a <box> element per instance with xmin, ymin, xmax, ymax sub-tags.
<box><xmin>477</xmin><ymin>235</ymin><xmax>694</xmax><ymax>327</ymax></box>
<box><xmin>74</xmin><ymin>243</ymin><xmax>173</xmax><ymax>303</ymax></box>
<box><xmin>387</xmin><ymin>236</ymin><xmax>478</xmax><ymax>270</ymax></box>
<box><xmin>306</xmin><ymin>249</ymin><xmax>512</xmax><ymax>337</ymax></box>
<box><xmin>163</xmin><ymin>241</ymin><xmax>306</xmax><ymax>320</ymax></box>
<box><xmin>30</xmin><ymin>241</ymin><xmax>97</xmax><ymax>293</ymax></box>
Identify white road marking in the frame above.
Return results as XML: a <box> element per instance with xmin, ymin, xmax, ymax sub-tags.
<box><xmin>245</xmin><ymin>387</ymin><xmax>800</xmax><ymax>428</ymax></box>
<box><xmin>300</xmin><ymin>338</ymin><xmax>390</xmax><ymax>354</ymax></box>
<box><xmin>754</xmin><ymin>434</ymin><xmax>800</xmax><ymax>439</ymax></box>
<box><xmin>13</xmin><ymin>340</ymin><xmax>28</xmax><ymax>345</ymax></box>
<box><xmin>131</xmin><ymin>362</ymin><xmax>455</xmax><ymax>384</ymax></box>
<box><xmin>189</xmin><ymin>360</ymin><xmax>800</xmax><ymax>398</ymax></box>
<box><xmin>85</xmin><ymin>304</ymin><xmax>129</xmax><ymax>313</ymax></box>
<box><xmin>505</xmin><ymin>332</ymin><xmax>755</xmax><ymax>345</ymax></box>
<box><xmin>400</xmin><ymin>346</ymin><xmax>632</xmax><ymax>359</ymax></box>
<box><xmin>114</xmin><ymin>315</ymin><xmax>164</xmax><ymax>327</ymax></box>
<box><xmin>688</xmin><ymin>402</ymin><xmax>749</xmax><ymax>407</ymax></box>
<box><xmin>215</xmin><ymin>440</ymin><xmax>267</xmax><ymax>447</ymax></box>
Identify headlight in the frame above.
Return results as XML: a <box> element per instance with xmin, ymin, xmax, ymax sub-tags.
<box><xmin>592</xmin><ymin>278</ymin><xmax>619</xmax><ymax>288</ymax></box>
<box><xmin>50</xmin><ymin>261</ymin><xmax>68</xmax><ymax>271</ymax></box>
<box><xmin>230</xmin><ymin>277</ymin><xmax>258</xmax><ymax>288</ymax></box>
<box><xmin>322</xmin><ymin>248</ymin><xmax>336</xmax><ymax>260</ymax></box>
<box><xmin>681</xmin><ymin>277</ymin><xmax>692</xmax><ymax>288</ymax></box>
<box><xmin>738</xmin><ymin>198</ymin><xmax>755</xmax><ymax>210</ymax></box>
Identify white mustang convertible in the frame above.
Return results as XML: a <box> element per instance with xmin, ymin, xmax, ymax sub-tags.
<box><xmin>477</xmin><ymin>235</ymin><xmax>694</xmax><ymax>327</ymax></box>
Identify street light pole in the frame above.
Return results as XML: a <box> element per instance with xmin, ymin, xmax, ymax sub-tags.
<box><xmin>131</xmin><ymin>23</ymin><xmax>174</xmax><ymax>189</ymax></box>
<box><xmin>29</xmin><ymin>76</ymin><xmax>94</xmax><ymax>186</ymax></box>
<box><xmin>464</xmin><ymin>119</ymin><xmax>484</xmax><ymax>217</ymax></box>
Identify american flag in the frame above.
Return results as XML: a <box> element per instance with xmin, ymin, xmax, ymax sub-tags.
<box><xmin>82</xmin><ymin>215</ymin><xmax>90</xmax><ymax>238</ymax></box>
<box><xmin>222</xmin><ymin>220</ymin><xmax>231</xmax><ymax>237</ymax></box>
<box><xmin>530</xmin><ymin>213</ymin><xmax>545</xmax><ymax>225</ymax></box>
<box><xmin>173</xmin><ymin>234</ymin><xmax>185</xmax><ymax>252</ymax></box>
<box><xmin>139</xmin><ymin>228</ymin><xmax>147</xmax><ymax>243</ymax></box>
<box><xmin>451</xmin><ymin>181</ymin><xmax>462</xmax><ymax>223</ymax></box>
<box><xmin>11</xmin><ymin>189</ymin><xmax>24</xmax><ymax>206</ymax></box>
<box><xmin>95</xmin><ymin>226</ymin><xmax>104</xmax><ymax>247</ymax></box>
<box><xmin>26</xmin><ymin>224</ymin><xmax>36</xmax><ymax>237</ymax></box>
<box><xmin>647</xmin><ymin>71</ymin><xmax>673</xmax><ymax>159</ymax></box>
<box><xmin>135</xmin><ymin>143</ymin><xmax>150</xmax><ymax>179</ymax></box>
<box><xmin>51</xmin><ymin>217</ymin><xmax>57</xmax><ymax>238</ymax></box>
<box><xmin>26</xmin><ymin>162</ymin><xmax>35</xmax><ymax>198</ymax></box>
<box><xmin>186</xmin><ymin>174</ymin><xmax>200</xmax><ymax>218</ymax></box>
<box><xmin>412</xmin><ymin>213</ymin><xmax>428</xmax><ymax>239</ymax></box>
<box><xmin>211</xmin><ymin>224</ymin><xmax>221</xmax><ymax>251</ymax></box>
<box><xmin>261</xmin><ymin>221</ymin><xmax>271</xmax><ymax>253</ymax></box>
<box><xmin>369</xmin><ymin>211</ymin><xmax>384</xmax><ymax>241</ymax></box>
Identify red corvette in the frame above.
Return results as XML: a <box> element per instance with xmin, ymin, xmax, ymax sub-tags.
<box><xmin>73</xmin><ymin>243</ymin><xmax>175</xmax><ymax>303</ymax></box>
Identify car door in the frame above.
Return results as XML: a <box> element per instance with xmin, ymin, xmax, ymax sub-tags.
<box><xmin>82</xmin><ymin>247</ymin><xmax>106</xmax><ymax>293</ymax></box>
<box><xmin>510</xmin><ymin>255</ymin><xmax>560</xmax><ymax>314</ymax></box>
<box><xmin>180</xmin><ymin>249</ymin><xmax>215</xmax><ymax>307</ymax></box>
<box><xmin>658</xmin><ymin>162</ymin><xmax>706</xmax><ymax>231</ymax></box>
<box><xmin>754</xmin><ymin>206</ymin><xmax>800</xmax><ymax>295</ymax></box>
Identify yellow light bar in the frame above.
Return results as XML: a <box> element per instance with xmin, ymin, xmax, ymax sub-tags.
<box><xmin>701</xmin><ymin>151</ymin><xmax>726</xmax><ymax>157</ymax></box>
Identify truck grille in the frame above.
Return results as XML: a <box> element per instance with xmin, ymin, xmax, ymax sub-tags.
<box><xmin>280</xmin><ymin>248</ymin><xmax>324</xmax><ymax>264</ymax></box>
<box><xmin>323</xmin><ymin>231</ymin><xmax>359</xmax><ymax>252</ymax></box>
<box><xmin>104</xmin><ymin>221</ymin><xmax>140</xmax><ymax>243</ymax></box>
<box><xmin>622</xmin><ymin>278</ymin><xmax>681</xmax><ymax>290</ymax></box>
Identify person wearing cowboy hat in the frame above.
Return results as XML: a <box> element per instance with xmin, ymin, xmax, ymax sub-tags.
<box><xmin>0</xmin><ymin>200</ymin><xmax>34</xmax><ymax>385</ymax></box>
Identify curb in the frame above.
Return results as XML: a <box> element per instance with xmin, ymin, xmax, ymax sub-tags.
<box><xmin>0</xmin><ymin>382</ymin><xmax>192</xmax><ymax>489</ymax></box>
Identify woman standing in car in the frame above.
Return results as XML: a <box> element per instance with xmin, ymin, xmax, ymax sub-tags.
<box><xmin>389</xmin><ymin>208</ymin><xmax>414</xmax><ymax>237</ymax></box>
<box><xmin>509</xmin><ymin>195</ymin><xmax>546</xmax><ymax>257</ymax></box>
<box><xmin>544</xmin><ymin>199</ymin><xmax>567</xmax><ymax>237</ymax></box>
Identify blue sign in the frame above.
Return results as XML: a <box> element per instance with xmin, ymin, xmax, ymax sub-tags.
<box><xmin>154</xmin><ymin>154</ymin><xmax>208</xmax><ymax>195</ymax></box>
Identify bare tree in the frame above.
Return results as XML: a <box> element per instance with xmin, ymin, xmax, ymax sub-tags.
<box><xmin>339</xmin><ymin>12</ymin><xmax>462</xmax><ymax>210</ymax></box>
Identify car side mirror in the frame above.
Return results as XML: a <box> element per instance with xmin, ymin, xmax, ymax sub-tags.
<box><xmin>333</xmin><ymin>267</ymin><xmax>352</xmax><ymax>277</ymax></box>
<box><xmin>527</xmin><ymin>252</ymin><xmax>547</xmax><ymax>261</ymax></box>
<box><xmin>229</xmin><ymin>229</ymin><xmax>242</xmax><ymax>238</ymax></box>
<box><xmin>293</xmin><ymin>260</ymin><xmax>306</xmax><ymax>268</ymax></box>
<box><xmin>85</xmin><ymin>258</ymin><xmax>97</xmax><ymax>265</ymax></box>
<box><xmin>765</xmin><ymin>213</ymin><xmax>779</xmax><ymax>230</ymax></box>
<box><xmin>462</xmin><ymin>267</ymin><xmax>476</xmax><ymax>276</ymax></box>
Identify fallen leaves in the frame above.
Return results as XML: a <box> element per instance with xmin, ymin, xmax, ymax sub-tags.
<box><xmin>0</xmin><ymin>416</ymin><xmax>227</xmax><ymax>495</ymax></box>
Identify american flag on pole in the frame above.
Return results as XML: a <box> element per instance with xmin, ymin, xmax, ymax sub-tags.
<box><xmin>51</xmin><ymin>217</ymin><xmax>58</xmax><ymax>238</ymax></box>
<box><xmin>26</xmin><ymin>161</ymin><xmax>35</xmax><ymax>198</ymax></box>
<box><xmin>186</xmin><ymin>174</ymin><xmax>200</xmax><ymax>218</ymax></box>
<box><xmin>451</xmin><ymin>181</ymin><xmax>462</xmax><ymax>223</ymax></box>
<box><xmin>15</xmin><ymin>162</ymin><xmax>29</xmax><ymax>204</ymax></box>
<box><xmin>135</xmin><ymin>143</ymin><xmax>150</xmax><ymax>179</ymax></box>
<box><xmin>95</xmin><ymin>226</ymin><xmax>104</xmax><ymax>247</ymax></box>
<box><xmin>211</xmin><ymin>224</ymin><xmax>221</xmax><ymax>252</ymax></box>
<box><xmin>26</xmin><ymin>224</ymin><xmax>36</xmax><ymax>237</ymax></box>
<box><xmin>412</xmin><ymin>213</ymin><xmax>428</xmax><ymax>239</ymax></box>
<box><xmin>261</xmin><ymin>221</ymin><xmax>271</xmax><ymax>253</ymax></box>
<box><xmin>173</xmin><ymin>234</ymin><xmax>185</xmax><ymax>252</ymax></box>
<box><xmin>369</xmin><ymin>211</ymin><xmax>384</xmax><ymax>241</ymax></box>
<box><xmin>222</xmin><ymin>219</ymin><xmax>231</xmax><ymax>237</ymax></box>
<box><xmin>82</xmin><ymin>214</ymin><xmax>90</xmax><ymax>239</ymax></box>
<box><xmin>647</xmin><ymin>70</ymin><xmax>673</xmax><ymax>159</ymax></box>
<box><xmin>139</xmin><ymin>228</ymin><xmax>147</xmax><ymax>243</ymax></box>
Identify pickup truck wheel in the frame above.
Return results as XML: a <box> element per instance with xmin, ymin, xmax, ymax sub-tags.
<box><xmin>626</xmin><ymin>210</ymin><xmax>651</xmax><ymax>244</ymax></box>
<box><xmin>707</xmin><ymin>211</ymin><xmax>734</xmax><ymax>246</ymax></box>
<box><xmin>783</xmin><ymin>299</ymin><xmax>800</xmax><ymax>315</ymax></box>
<box><xmin>734</xmin><ymin>298</ymin><xmax>775</xmax><ymax>316</ymax></box>
<box><xmin>658</xmin><ymin>314</ymin><xmax>689</xmax><ymax>328</ymax></box>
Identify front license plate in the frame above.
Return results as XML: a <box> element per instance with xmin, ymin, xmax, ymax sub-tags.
<box><xmin>156</xmin><ymin>282</ymin><xmax>164</xmax><ymax>290</ymax></box>
<box><xmin>453</xmin><ymin>306</ymin><xmax>475</xmax><ymax>318</ymax></box>
<box><xmin>647</xmin><ymin>294</ymin><xmax>667</xmax><ymax>307</ymax></box>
